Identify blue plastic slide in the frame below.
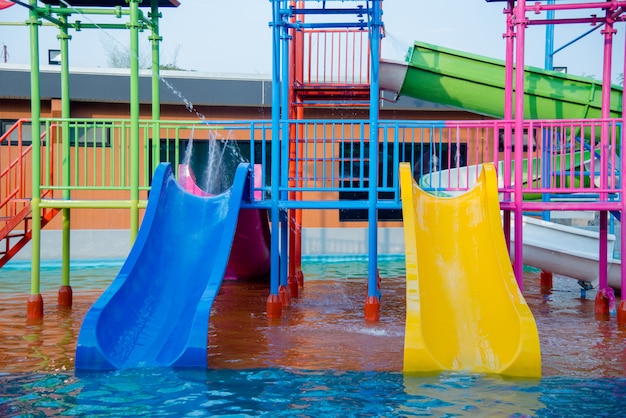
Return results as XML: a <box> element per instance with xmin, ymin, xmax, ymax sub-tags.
<box><xmin>75</xmin><ymin>162</ymin><xmax>252</xmax><ymax>370</ymax></box>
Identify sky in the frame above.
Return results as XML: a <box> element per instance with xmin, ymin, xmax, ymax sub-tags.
<box><xmin>0</xmin><ymin>1</ymin><xmax>624</xmax><ymax>83</ymax></box>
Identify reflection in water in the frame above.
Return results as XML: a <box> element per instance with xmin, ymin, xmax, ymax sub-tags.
<box><xmin>0</xmin><ymin>262</ymin><xmax>624</xmax><ymax>377</ymax></box>
<box><xmin>0</xmin><ymin>290</ymin><xmax>102</xmax><ymax>373</ymax></box>
<box><xmin>1</xmin><ymin>262</ymin><xmax>626</xmax><ymax>416</ymax></box>
<box><xmin>401</xmin><ymin>373</ymin><xmax>545</xmax><ymax>416</ymax></box>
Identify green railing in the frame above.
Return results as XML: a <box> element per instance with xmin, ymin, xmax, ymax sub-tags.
<box><xmin>32</xmin><ymin>117</ymin><xmax>623</xmax><ymax>212</ymax></box>
<box><xmin>38</xmin><ymin>118</ymin><xmax>273</xmax><ymax>207</ymax></box>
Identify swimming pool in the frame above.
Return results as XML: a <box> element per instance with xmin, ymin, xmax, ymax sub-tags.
<box><xmin>0</xmin><ymin>256</ymin><xmax>625</xmax><ymax>416</ymax></box>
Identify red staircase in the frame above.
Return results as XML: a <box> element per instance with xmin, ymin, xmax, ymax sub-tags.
<box><xmin>0</xmin><ymin>120</ymin><xmax>59</xmax><ymax>268</ymax></box>
<box><xmin>285</xmin><ymin>21</ymin><xmax>375</xmax><ymax>297</ymax></box>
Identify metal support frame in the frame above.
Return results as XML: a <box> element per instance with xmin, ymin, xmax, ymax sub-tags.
<box><xmin>27</xmin><ymin>0</ymin><xmax>43</xmax><ymax>318</ymax></box>
<box><xmin>269</xmin><ymin>0</ymin><xmax>382</xmax><ymax>320</ymax></box>
<box><xmin>23</xmin><ymin>0</ymin><xmax>164</xmax><ymax>317</ymax></box>
<box><xmin>365</xmin><ymin>0</ymin><xmax>382</xmax><ymax>321</ymax></box>
<box><xmin>505</xmin><ymin>1</ymin><xmax>626</xmax><ymax>311</ymax></box>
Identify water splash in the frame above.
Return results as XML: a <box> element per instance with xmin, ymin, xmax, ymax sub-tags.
<box><xmin>181</xmin><ymin>125</ymin><xmax>195</xmax><ymax>167</ymax></box>
<box><xmin>58</xmin><ymin>1</ymin><xmax>256</xmax><ymax>196</ymax></box>
<box><xmin>381</xmin><ymin>29</ymin><xmax>413</xmax><ymax>61</ymax></box>
<box><xmin>202</xmin><ymin>130</ymin><xmax>246</xmax><ymax>195</ymax></box>
<box><xmin>159</xmin><ymin>78</ymin><xmax>207</xmax><ymax>121</ymax></box>
<box><xmin>60</xmin><ymin>0</ymin><xmax>209</xmax><ymax>122</ymax></box>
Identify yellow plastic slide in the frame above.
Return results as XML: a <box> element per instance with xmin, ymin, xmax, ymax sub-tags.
<box><xmin>399</xmin><ymin>162</ymin><xmax>541</xmax><ymax>377</ymax></box>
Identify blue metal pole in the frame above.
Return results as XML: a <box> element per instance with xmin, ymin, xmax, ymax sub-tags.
<box><xmin>541</xmin><ymin>1</ymin><xmax>555</xmax><ymax>222</ymax></box>
<box><xmin>365</xmin><ymin>1</ymin><xmax>382</xmax><ymax>321</ymax></box>
<box><xmin>280</xmin><ymin>0</ymin><xmax>290</xmax><ymax>296</ymax></box>
<box><xmin>268</xmin><ymin>0</ymin><xmax>282</xmax><ymax>317</ymax></box>
<box><xmin>544</xmin><ymin>0</ymin><xmax>555</xmax><ymax>71</ymax></box>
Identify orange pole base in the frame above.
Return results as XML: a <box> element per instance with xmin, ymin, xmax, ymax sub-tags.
<box><xmin>595</xmin><ymin>291</ymin><xmax>610</xmax><ymax>317</ymax></box>
<box><xmin>27</xmin><ymin>294</ymin><xmax>44</xmax><ymax>318</ymax></box>
<box><xmin>364</xmin><ymin>295</ymin><xmax>380</xmax><ymax>322</ymax></box>
<box><xmin>296</xmin><ymin>270</ymin><xmax>304</xmax><ymax>288</ymax></box>
<box><xmin>279</xmin><ymin>285</ymin><xmax>292</xmax><ymax>308</ymax></box>
<box><xmin>618</xmin><ymin>300</ymin><xmax>626</xmax><ymax>326</ymax></box>
<box><xmin>58</xmin><ymin>285</ymin><xmax>73</xmax><ymax>307</ymax></box>
<box><xmin>288</xmin><ymin>275</ymin><xmax>299</xmax><ymax>298</ymax></box>
<box><xmin>267</xmin><ymin>294</ymin><xmax>282</xmax><ymax>319</ymax></box>
<box><xmin>539</xmin><ymin>270</ymin><xmax>553</xmax><ymax>294</ymax></box>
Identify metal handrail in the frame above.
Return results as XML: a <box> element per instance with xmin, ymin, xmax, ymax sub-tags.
<box><xmin>3</xmin><ymin>117</ymin><xmax>620</xmax><ymax>212</ymax></box>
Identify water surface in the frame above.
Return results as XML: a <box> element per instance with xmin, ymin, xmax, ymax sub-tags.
<box><xmin>0</xmin><ymin>257</ymin><xmax>625</xmax><ymax>416</ymax></box>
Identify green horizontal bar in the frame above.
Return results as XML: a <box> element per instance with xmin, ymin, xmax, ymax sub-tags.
<box><xmin>72</xmin><ymin>23</ymin><xmax>131</xmax><ymax>30</ymax></box>
<box><xmin>46</xmin><ymin>187</ymin><xmax>134</xmax><ymax>191</ymax></box>
<box><xmin>37</xmin><ymin>6</ymin><xmax>129</xmax><ymax>17</ymax></box>
<box><xmin>40</xmin><ymin>199</ymin><xmax>147</xmax><ymax>209</ymax></box>
<box><xmin>0</xmin><ymin>21</ymin><xmax>57</xmax><ymax>27</ymax></box>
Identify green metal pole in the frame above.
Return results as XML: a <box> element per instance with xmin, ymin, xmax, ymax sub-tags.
<box><xmin>59</xmin><ymin>15</ymin><xmax>73</xmax><ymax>306</ymax></box>
<box><xmin>27</xmin><ymin>0</ymin><xmax>43</xmax><ymax>318</ymax></box>
<box><xmin>150</xmin><ymin>0</ymin><xmax>161</xmax><ymax>173</ymax></box>
<box><xmin>129</xmin><ymin>0</ymin><xmax>140</xmax><ymax>242</ymax></box>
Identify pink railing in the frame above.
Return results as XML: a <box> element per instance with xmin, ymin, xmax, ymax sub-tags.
<box><xmin>412</xmin><ymin>118</ymin><xmax>622</xmax><ymax>211</ymax></box>
<box><xmin>281</xmin><ymin>118</ymin><xmax>622</xmax><ymax>212</ymax></box>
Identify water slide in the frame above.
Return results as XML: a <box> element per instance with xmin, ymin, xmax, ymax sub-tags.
<box><xmin>381</xmin><ymin>41</ymin><xmax>622</xmax><ymax>288</ymax></box>
<box><xmin>75</xmin><ymin>162</ymin><xmax>270</xmax><ymax>371</ymax></box>
<box><xmin>381</xmin><ymin>41</ymin><xmax>622</xmax><ymax>120</ymax></box>
<box><xmin>399</xmin><ymin>162</ymin><xmax>541</xmax><ymax>377</ymax></box>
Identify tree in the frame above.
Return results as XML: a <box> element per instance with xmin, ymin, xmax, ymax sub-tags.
<box><xmin>159</xmin><ymin>45</ymin><xmax>186</xmax><ymax>71</ymax></box>
<box><xmin>104</xmin><ymin>40</ymin><xmax>150</xmax><ymax>69</ymax></box>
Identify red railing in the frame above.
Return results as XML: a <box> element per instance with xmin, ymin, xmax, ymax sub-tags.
<box><xmin>1</xmin><ymin>120</ymin><xmax>32</xmax><ymax>230</ymax></box>
<box><xmin>300</xmin><ymin>29</ymin><xmax>370</xmax><ymax>86</ymax></box>
<box><xmin>0</xmin><ymin>120</ymin><xmax>58</xmax><ymax>266</ymax></box>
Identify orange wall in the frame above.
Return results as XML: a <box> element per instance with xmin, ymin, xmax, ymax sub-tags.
<box><xmin>1</xmin><ymin>98</ymin><xmax>485</xmax><ymax>230</ymax></box>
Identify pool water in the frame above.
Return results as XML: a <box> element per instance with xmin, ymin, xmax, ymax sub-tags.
<box><xmin>1</xmin><ymin>256</ymin><xmax>625</xmax><ymax>416</ymax></box>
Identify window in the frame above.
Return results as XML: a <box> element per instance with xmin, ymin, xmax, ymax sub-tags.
<box><xmin>339</xmin><ymin>141</ymin><xmax>467</xmax><ymax>221</ymax></box>
<box><xmin>0</xmin><ymin>120</ymin><xmax>45</xmax><ymax>146</ymax></box>
<box><xmin>68</xmin><ymin>123</ymin><xmax>112</xmax><ymax>147</ymax></box>
<box><xmin>1</xmin><ymin>120</ymin><xmax>112</xmax><ymax>147</ymax></box>
<box><xmin>156</xmin><ymin>138</ymin><xmax>271</xmax><ymax>195</ymax></box>
<box><xmin>498</xmin><ymin>128</ymin><xmax>537</xmax><ymax>152</ymax></box>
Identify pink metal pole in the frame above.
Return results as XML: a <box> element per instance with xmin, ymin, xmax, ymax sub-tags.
<box><xmin>620</xmin><ymin>14</ymin><xmax>626</xmax><ymax>323</ymax></box>
<box><xmin>513</xmin><ymin>0</ymin><xmax>528</xmax><ymax>290</ymax></box>
<box><xmin>529</xmin><ymin>1</ymin><xmax>626</xmax><ymax>13</ymax></box>
<box><xmin>617</xmin><ymin>12</ymin><xmax>626</xmax><ymax>325</ymax></box>
<box><xmin>502</xmin><ymin>0</ymin><xmax>515</xmax><ymax>252</ymax></box>
<box><xmin>599</xmin><ymin>9</ymin><xmax>616</xmax><ymax>289</ymax></box>
<box><xmin>597</xmin><ymin>10</ymin><xmax>616</xmax><ymax>291</ymax></box>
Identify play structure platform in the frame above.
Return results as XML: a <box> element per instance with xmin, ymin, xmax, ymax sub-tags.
<box><xmin>3</xmin><ymin>1</ymin><xmax>626</xmax><ymax>378</ymax></box>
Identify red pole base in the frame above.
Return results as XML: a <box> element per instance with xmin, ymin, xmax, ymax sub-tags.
<box><xmin>58</xmin><ymin>285</ymin><xmax>73</xmax><ymax>307</ymax></box>
<box><xmin>595</xmin><ymin>290</ymin><xmax>610</xmax><ymax>317</ymax></box>
<box><xmin>267</xmin><ymin>294</ymin><xmax>282</xmax><ymax>319</ymax></box>
<box><xmin>539</xmin><ymin>270</ymin><xmax>553</xmax><ymax>294</ymax></box>
<box><xmin>279</xmin><ymin>285</ymin><xmax>291</xmax><ymax>308</ymax></box>
<box><xmin>288</xmin><ymin>275</ymin><xmax>299</xmax><ymax>298</ymax></box>
<box><xmin>617</xmin><ymin>300</ymin><xmax>626</xmax><ymax>326</ymax></box>
<box><xmin>296</xmin><ymin>270</ymin><xmax>304</xmax><ymax>288</ymax></box>
<box><xmin>364</xmin><ymin>295</ymin><xmax>380</xmax><ymax>322</ymax></box>
<box><xmin>27</xmin><ymin>294</ymin><xmax>44</xmax><ymax>319</ymax></box>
